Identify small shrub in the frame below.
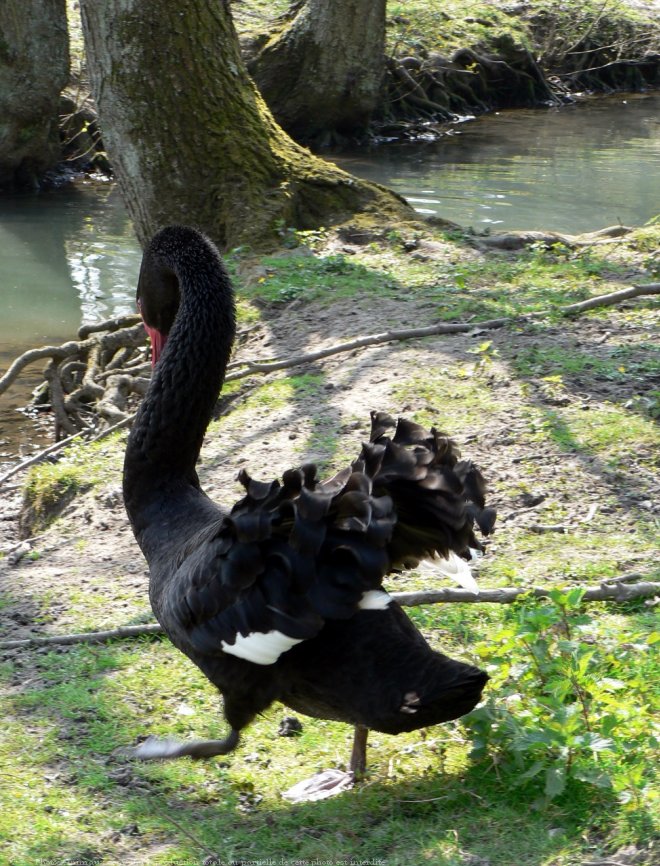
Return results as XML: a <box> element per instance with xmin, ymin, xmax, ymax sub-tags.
<box><xmin>465</xmin><ymin>590</ymin><xmax>659</xmax><ymax>813</ymax></box>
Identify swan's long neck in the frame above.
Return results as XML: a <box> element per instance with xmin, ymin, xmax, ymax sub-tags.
<box><xmin>123</xmin><ymin>229</ymin><xmax>236</xmax><ymax>547</ymax></box>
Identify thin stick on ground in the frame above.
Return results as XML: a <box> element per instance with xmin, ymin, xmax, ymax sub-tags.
<box><xmin>1</xmin><ymin>577</ymin><xmax>657</xmax><ymax>650</ymax></box>
<box><xmin>225</xmin><ymin>317</ymin><xmax>510</xmax><ymax>380</ymax></box>
<box><xmin>560</xmin><ymin>282</ymin><xmax>660</xmax><ymax>316</ymax></box>
<box><xmin>0</xmin><ymin>417</ymin><xmax>132</xmax><ymax>487</ymax></box>
<box><xmin>393</xmin><ymin>577</ymin><xmax>659</xmax><ymax>606</ymax></box>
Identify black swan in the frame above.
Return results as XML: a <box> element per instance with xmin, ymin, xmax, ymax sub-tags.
<box><xmin>122</xmin><ymin>225</ymin><xmax>495</xmax><ymax>799</ymax></box>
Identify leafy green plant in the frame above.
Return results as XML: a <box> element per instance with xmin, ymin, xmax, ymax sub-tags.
<box><xmin>466</xmin><ymin>590</ymin><xmax>659</xmax><ymax>812</ymax></box>
<box><xmin>467</xmin><ymin>339</ymin><xmax>499</xmax><ymax>374</ymax></box>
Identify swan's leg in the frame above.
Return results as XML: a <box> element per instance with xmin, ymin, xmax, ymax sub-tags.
<box><xmin>350</xmin><ymin>724</ymin><xmax>369</xmax><ymax>777</ymax></box>
<box><xmin>126</xmin><ymin>728</ymin><xmax>240</xmax><ymax>761</ymax></box>
<box><xmin>123</xmin><ymin>689</ymin><xmax>260</xmax><ymax>761</ymax></box>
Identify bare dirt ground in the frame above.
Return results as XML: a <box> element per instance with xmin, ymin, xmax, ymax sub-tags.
<box><xmin>1</xmin><ymin>276</ymin><xmax>657</xmax><ymax>648</ymax></box>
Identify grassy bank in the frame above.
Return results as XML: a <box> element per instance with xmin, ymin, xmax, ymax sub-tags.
<box><xmin>235</xmin><ymin>0</ymin><xmax>660</xmax><ymax>94</ymax></box>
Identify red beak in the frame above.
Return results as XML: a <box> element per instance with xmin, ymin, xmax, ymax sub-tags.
<box><xmin>138</xmin><ymin>298</ymin><xmax>168</xmax><ymax>367</ymax></box>
<box><xmin>145</xmin><ymin>323</ymin><xmax>167</xmax><ymax>367</ymax></box>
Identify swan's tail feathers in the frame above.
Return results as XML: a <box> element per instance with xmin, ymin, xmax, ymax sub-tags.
<box><xmin>427</xmin><ymin>551</ymin><xmax>480</xmax><ymax>594</ymax></box>
<box><xmin>124</xmin><ymin>729</ymin><xmax>240</xmax><ymax>761</ymax></box>
<box><xmin>364</xmin><ymin>412</ymin><xmax>496</xmax><ymax>573</ymax></box>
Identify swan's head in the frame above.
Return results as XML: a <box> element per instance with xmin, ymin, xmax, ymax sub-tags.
<box><xmin>136</xmin><ymin>225</ymin><xmax>233</xmax><ymax>367</ymax></box>
<box><xmin>136</xmin><ymin>246</ymin><xmax>181</xmax><ymax>366</ymax></box>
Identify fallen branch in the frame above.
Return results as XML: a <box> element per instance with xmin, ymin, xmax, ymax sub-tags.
<box><xmin>2</xmin><ymin>578</ymin><xmax>657</xmax><ymax>650</ymax></box>
<box><xmin>191</xmin><ymin>282</ymin><xmax>660</xmax><ymax>382</ymax></box>
<box><xmin>560</xmin><ymin>282</ymin><xmax>660</xmax><ymax>315</ymax></box>
<box><xmin>225</xmin><ymin>317</ymin><xmax>510</xmax><ymax>380</ymax></box>
<box><xmin>0</xmin><ymin>416</ymin><xmax>132</xmax><ymax>486</ymax></box>
<box><xmin>0</xmin><ymin>623</ymin><xmax>164</xmax><ymax>650</ymax></box>
<box><xmin>394</xmin><ymin>577</ymin><xmax>658</xmax><ymax>607</ymax></box>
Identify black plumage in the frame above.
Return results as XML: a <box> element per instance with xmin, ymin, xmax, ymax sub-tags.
<box><xmin>122</xmin><ymin>225</ymin><xmax>494</xmax><ymax>793</ymax></box>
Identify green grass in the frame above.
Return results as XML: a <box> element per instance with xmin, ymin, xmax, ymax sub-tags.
<box><xmin>512</xmin><ymin>342</ymin><xmax>660</xmax><ymax>382</ymax></box>
<box><xmin>384</xmin><ymin>0</ymin><xmax>660</xmax><ymax>66</ymax></box>
<box><xmin>1</xmin><ymin>600</ymin><xmax>657</xmax><ymax>865</ymax></box>
<box><xmin>238</xmin><ymin>237</ymin><xmax>632</xmax><ymax>325</ymax></box>
<box><xmin>531</xmin><ymin>403</ymin><xmax>659</xmax><ymax>467</ymax></box>
<box><xmin>392</xmin><ymin>367</ymin><xmax>504</xmax><ymax>430</ymax></box>
<box><xmin>241</xmin><ymin>252</ymin><xmax>395</xmax><ymax>306</ymax></box>
<box><xmin>21</xmin><ymin>433</ymin><xmax>126</xmax><ymax>535</ymax></box>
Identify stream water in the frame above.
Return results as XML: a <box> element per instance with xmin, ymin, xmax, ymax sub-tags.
<box><xmin>0</xmin><ymin>181</ymin><xmax>141</xmax><ymax>459</ymax></box>
<box><xmin>0</xmin><ymin>94</ymin><xmax>659</xmax><ymax>458</ymax></box>
<box><xmin>333</xmin><ymin>93</ymin><xmax>660</xmax><ymax>233</ymax></box>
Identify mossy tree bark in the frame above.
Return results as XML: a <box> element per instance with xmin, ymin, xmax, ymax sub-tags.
<box><xmin>0</xmin><ymin>0</ymin><xmax>69</xmax><ymax>190</ymax></box>
<box><xmin>249</xmin><ymin>0</ymin><xmax>387</xmax><ymax>143</ymax></box>
<box><xmin>79</xmin><ymin>0</ymin><xmax>411</xmax><ymax>251</ymax></box>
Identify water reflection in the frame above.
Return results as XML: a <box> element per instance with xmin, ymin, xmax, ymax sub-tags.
<box><xmin>0</xmin><ymin>182</ymin><xmax>140</xmax><ymax>353</ymax></box>
<box><xmin>332</xmin><ymin>94</ymin><xmax>660</xmax><ymax>233</ymax></box>
<box><xmin>0</xmin><ymin>182</ymin><xmax>142</xmax><ymax>453</ymax></box>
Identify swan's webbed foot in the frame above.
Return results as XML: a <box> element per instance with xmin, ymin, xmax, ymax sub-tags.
<box><xmin>123</xmin><ymin>729</ymin><xmax>240</xmax><ymax>761</ymax></box>
<box><xmin>282</xmin><ymin>725</ymin><xmax>369</xmax><ymax>803</ymax></box>
<box><xmin>281</xmin><ymin>768</ymin><xmax>355</xmax><ymax>802</ymax></box>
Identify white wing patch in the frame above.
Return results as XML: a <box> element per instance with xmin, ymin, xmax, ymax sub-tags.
<box><xmin>358</xmin><ymin>590</ymin><xmax>393</xmax><ymax>610</ymax></box>
<box><xmin>221</xmin><ymin>630</ymin><xmax>304</xmax><ymax>665</ymax></box>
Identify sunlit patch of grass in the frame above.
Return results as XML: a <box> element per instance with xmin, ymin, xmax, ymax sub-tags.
<box><xmin>2</xmin><ymin>597</ymin><xmax>657</xmax><ymax>864</ymax></box>
<box><xmin>511</xmin><ymin>342</ymin><xmax>660</xmax><ymax>386</ymax></box>
<box><xmin>431</xmin><ymin>248</ymin><xmax>625</xmax><ymax>321</ymax></box>
<box><xmin>392</xmin><ymin>367</ymin><xmax>504</xmax><ymax>432</ymax></box>
<box><xmin>385</xmin><ymin>0</ymin><xmax>660</xmax><ymax>81</ymax></box>
<box><xmin>235</xmin><ymin>296</ymin><xmax>262</xmax><ymax>326</ymax></box>
<box><xmin>386</xmin><ymin>0</ymin><xmax>530</xmax><ymax>56</ymax></box>
<box><xmin>21</xmin><ymin>433</ymin><xmax>126</xmax><ymax>534</ymax></box>
<box><xmin>60</xmin><ymin>581</ymin><xmax>151</xmax><ymax>632</ymax></box>
<box><xmin>481</xmin><ymin>527</ymin><xmax>656</xmax><ymax>587</ymax></box>
<box><xmin>242</xmin><ymin>253</ymin><xmax>395</xmax><ymax>305</ymax></box>
<box><xmin>235</xmin><ymin>233</ymin><xmax>640</xmax><ymax>329</ymax></box>
<box><xmin>221</xmin><ymin>373</ymin><xmax>327</xmax><ymax>416</ymax></box>
<box><xmin>342</xmin><ymin>246</ymin><xmax>627</xmax><ymax>324</ymax></box>
<box><xmin>534</xmin><ymin>403</ymin><xmax>659</xmax><ymax>468</ymax></box>
<box><xmin>628</xmin><ymin>217</ymin><xmax>660</xmax><ymax>254</ymax></box>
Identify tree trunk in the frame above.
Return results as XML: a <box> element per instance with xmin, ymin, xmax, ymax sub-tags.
<box><xmin>249</xmin><ymin>0</ymin><xmax>387</xmax><ymax>143</ymax></box>
<box><xmin>0</xmin><ymin>0</ymin><xmax>69</xmax><ymax>190</ymax></box>
<box><xmin>79</xmin><ymin>0</ymin><xmax>410</xmax><ymax>251</ymax></box>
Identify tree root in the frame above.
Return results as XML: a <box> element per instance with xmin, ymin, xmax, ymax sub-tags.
<box><xmin>0</xmin><ymin>318</ymin><xmax>148</xmax><ymax>441</ymax></box>
<box><xmin>382</xmin><ymin>41</ymin><xmax>559</xmax><ymax>130</ymax></box>
<box><xmin>1</xmin><ymin>574</ymin><xmax>656</xmax><ymax>651</ymax></box>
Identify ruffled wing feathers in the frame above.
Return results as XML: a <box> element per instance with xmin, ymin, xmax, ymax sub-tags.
<box><xmin>164</xmin><ymin>412</ymin><xmax>495</xmax><ymax>661</ymax></box>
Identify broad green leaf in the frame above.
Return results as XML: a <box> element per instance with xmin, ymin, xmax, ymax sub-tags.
<box><xmin>545</xmin><ymin>766</ymin><xmax>567</xmax><ymax>799</ymax></box>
